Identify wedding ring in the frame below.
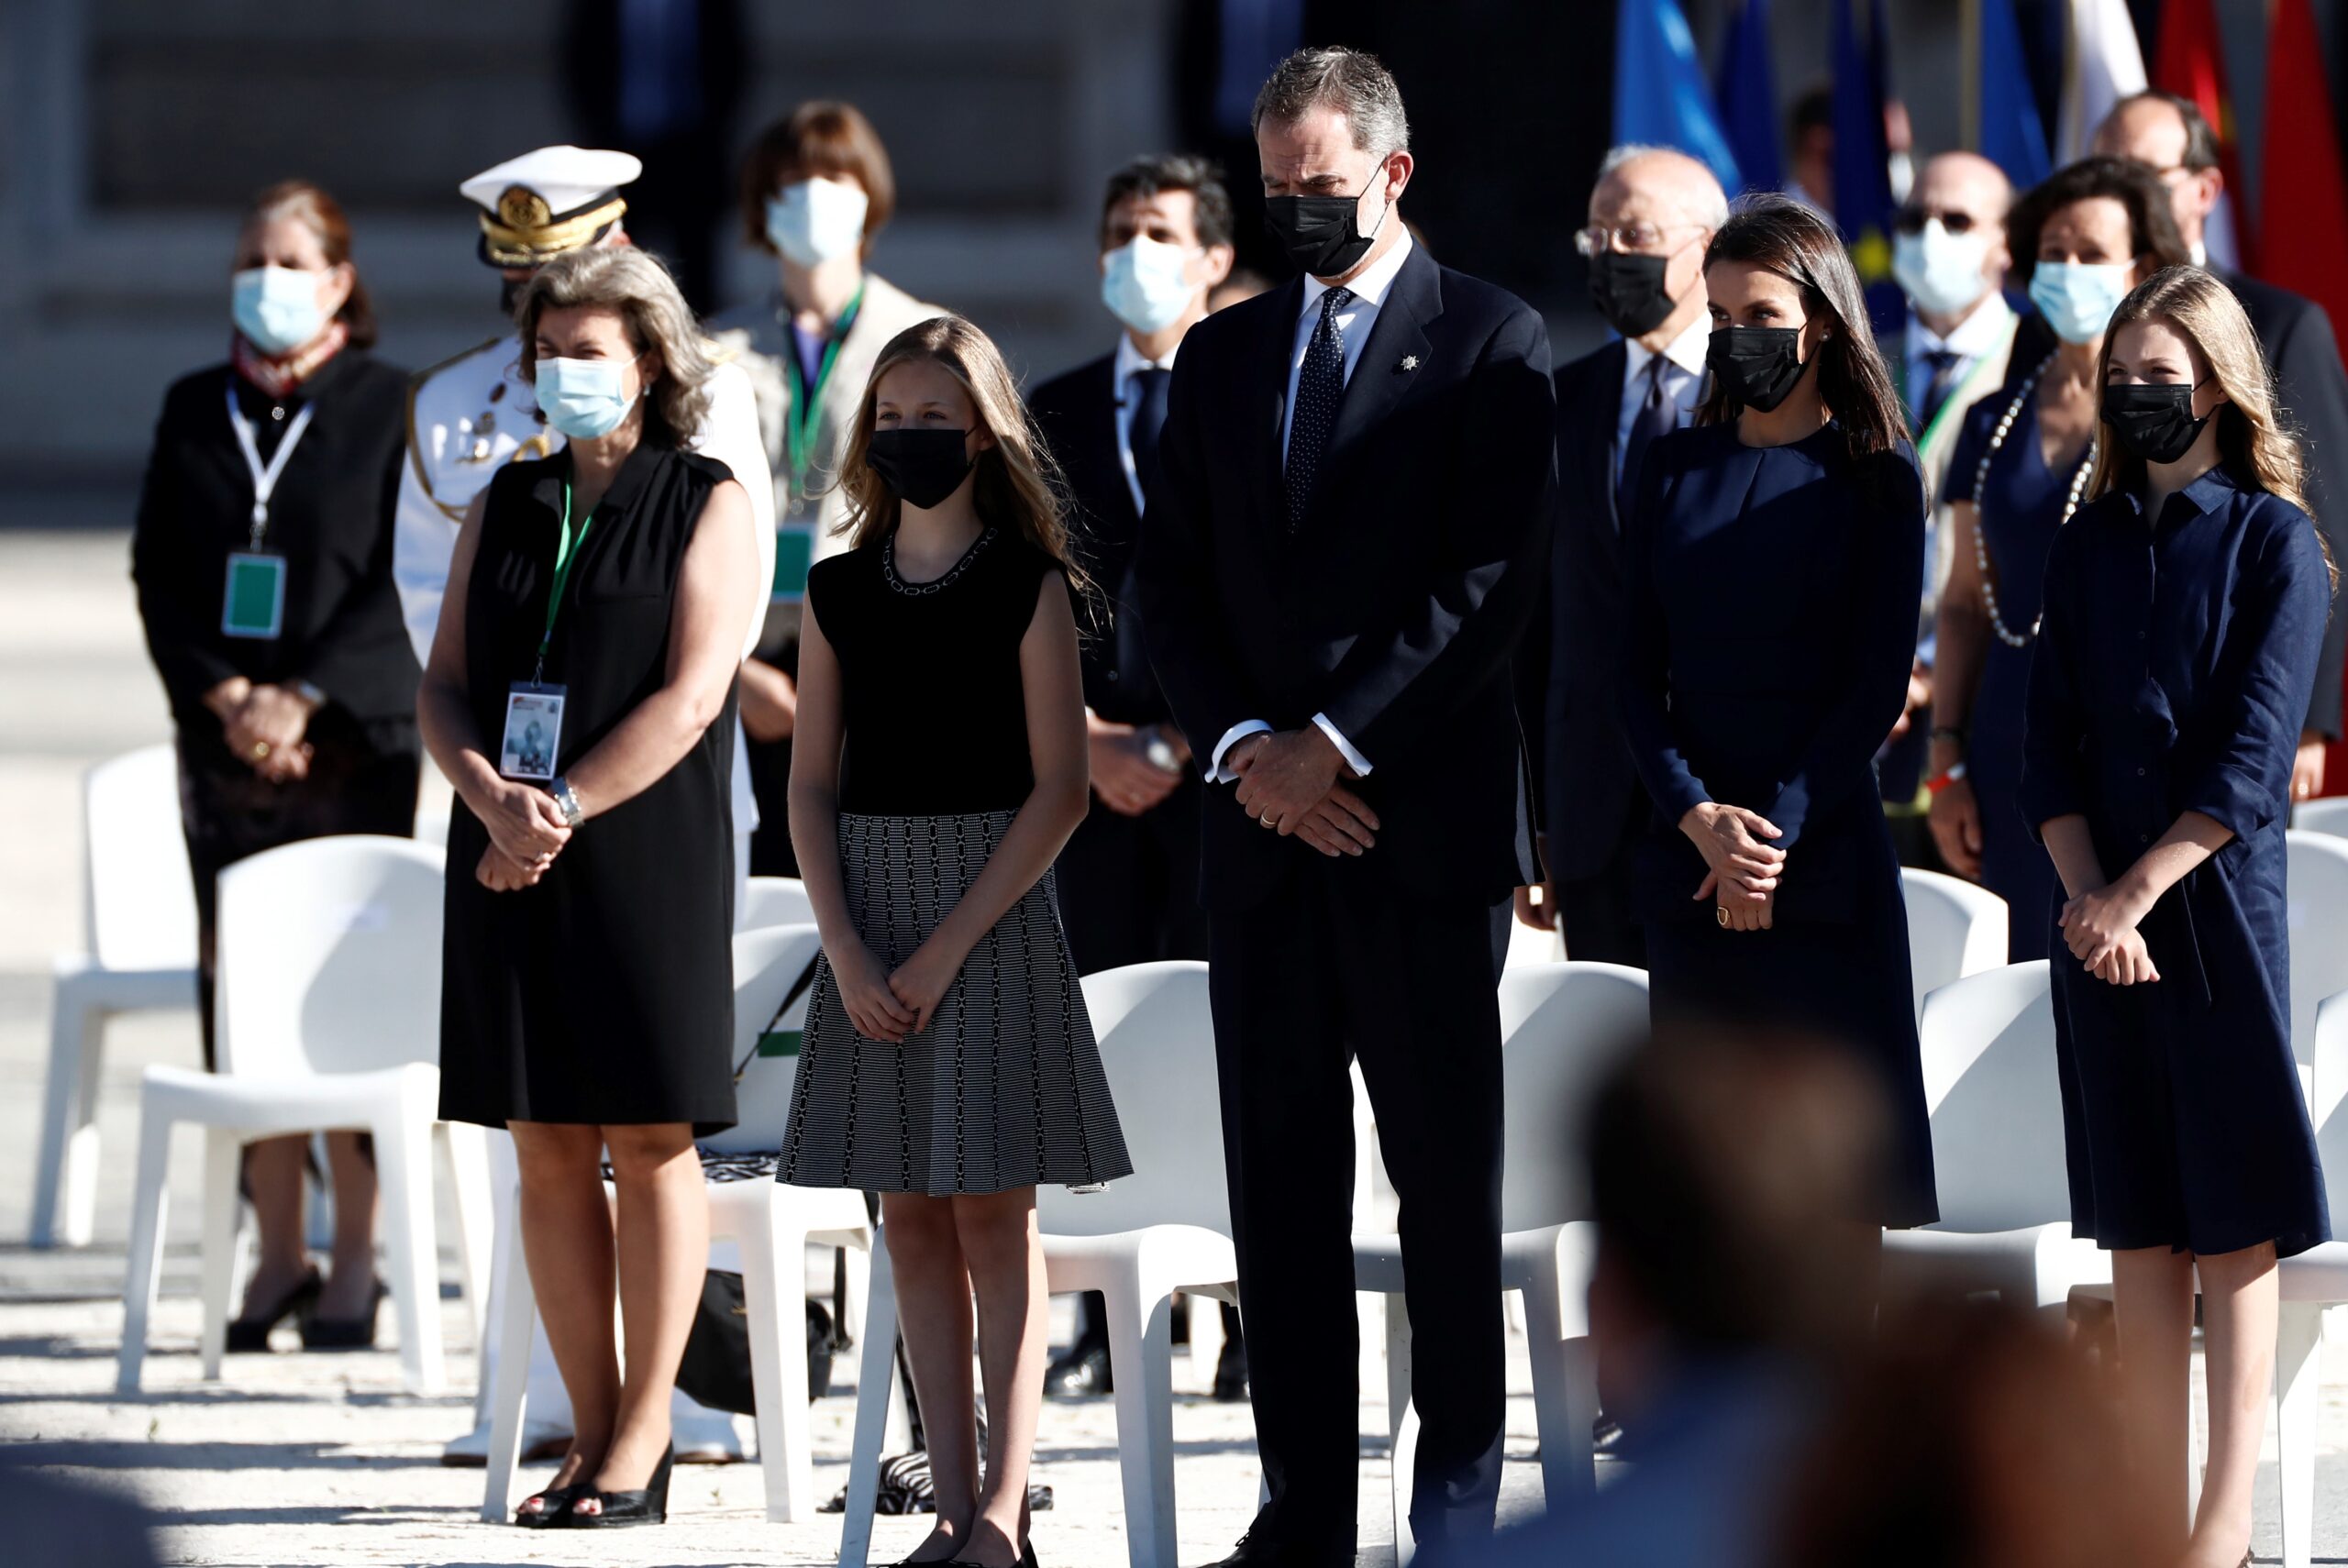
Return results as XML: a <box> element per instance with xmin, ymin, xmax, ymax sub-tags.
<box><xmin>1715</xmin><ymin>904</ymin><xmax>1730</xmax><ymax>928</ymax></box>
<box><xmin>252</xmin><ymin>741</ymin><xmax>271</xmax><ymax>760</ymax></box>
<box><xmin>1260</xmin><ymin>813</ymin><xmax>1278</xmax><ymax>830</ymax></box>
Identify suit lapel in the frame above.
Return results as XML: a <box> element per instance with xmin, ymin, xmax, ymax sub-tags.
<box><xmin>1253</xmin><ymin>277</ymin><xmax>1306</xmax><ymax>543</ymax></box>
<box><xmin>1589</xmin><ymin>340</ymin><xmax>1629</xmax><ymax>537</ymax></box>
<box><xmin>1083</xmin><ymin>356</ymin><xmax>1139</xmax><ymax>540</ymax></box>
<box><xmin>1319</xmin><ymin>244</ymin><xmax>1440</xmax><ymax>483</ymax></box>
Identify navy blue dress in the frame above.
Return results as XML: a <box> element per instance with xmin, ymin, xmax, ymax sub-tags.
<box><xmin>1946</xmin><ymin>377</ymin><xmax>2086</xmax><ymax>960</ymax></box>
<box><xmin>1622</xmin><ymin>421</ymin><xmax>1939</xmax><ymax>1228</ymax></box>
<box><xmin>2020</xmin><ymin>463</ymin><xmax>2332</xmax><ymax>1258</ymax></box>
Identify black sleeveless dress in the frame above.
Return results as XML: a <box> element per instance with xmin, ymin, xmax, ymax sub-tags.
<box><xmin>780</xmin><ymin>527</ymin><xmax>1131</xmax><ymax>1195</ymax></box>
<box><xmin>438</xmin><ymin>444</ymin><xmax>738</xmax><ymax>1135</ymax></box>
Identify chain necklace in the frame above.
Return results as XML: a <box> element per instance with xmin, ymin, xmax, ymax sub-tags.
<box><xmin>1971</xmin><ymin>351</ymin><xmax>2097</xmax><ymax>648</ymax></box>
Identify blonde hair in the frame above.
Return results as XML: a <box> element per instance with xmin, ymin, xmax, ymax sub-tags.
<box><xmin>2090</xmin><ymin>266</ymin><xmax>2335</xmax><ymax>591</ymax></box>
<box><xmin>835</xmin><ymin>316</ymin><xmax>1087</xmax><ymax>591</ymax></box>
<box><xmin>514</xmin><ymin>246</ymin><xmax>719</xmax><ymax>446</ymax></box>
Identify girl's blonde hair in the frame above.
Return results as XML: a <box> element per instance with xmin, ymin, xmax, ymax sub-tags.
<box><xmin>2090</xmin><ymin>265</ymin><xmax>2335</xmax><ymax>591</ymax></box>
<box><xmin>835</xmin><ymin>316</ymin><xmax>1087</xmax><ymax>591</ymax></box>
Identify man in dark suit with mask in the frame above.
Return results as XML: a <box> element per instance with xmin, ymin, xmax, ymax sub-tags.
<box><xmin>1137</xmin><ymin>45</ymin><xmax>1553</xmax><ymax>1567</ymax></box>
<box><xmin>1529</xmin><ymin>146</ymin><xmax>1724</xmax><ymax>968</ymax></box>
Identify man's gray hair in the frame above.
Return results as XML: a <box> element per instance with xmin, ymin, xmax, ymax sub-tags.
<box><xmin>1596</xmin><ymin>143</ymin><xmax>1731</xmax><ymax>231</ymax></box>
<box><xmin>1252</xmin><ymin>46</ymin><xmax>1410</xmax><ymax>155</ymax></box>
<box><xmin>515</xmin><ymin>246</ymin><xmax>718</xmax><ymax>445</ymax></box>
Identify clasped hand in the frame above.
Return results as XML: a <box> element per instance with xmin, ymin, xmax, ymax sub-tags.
<box><xmin>473</xmin><ymin>779</ymin><xmax>570</xmax><ymax>891</ymax></box>
<box><xmin>1229</xmin><ymin>729</ymin><xmax>1379</xmax><ymax>857</ymax></box>
<box><xmin>2060</xmin><ymin>881</ymin><xmax>2162</xmax><ymax>986</ymax></box>
<box><xmin>223</xmin><ymin>683</ymin><xmax>316</xmax><ymax>784</ymax></box>
<box><xmin>834</xmin><ymin>938</ymin><xmax>961</xmax><ymax>1043</ymax></box>
<box><xmin>1682</xmin><ymin>801</ymin><xmax>1785</xmax><ymax>933</ymax></box>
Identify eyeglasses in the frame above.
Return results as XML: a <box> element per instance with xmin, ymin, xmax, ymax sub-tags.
<box><xmin>1893</xmin><ymin>205</ymin><xmax>1984</xmax><ymax>237</ymax></box>
<box><xmin>1573</xmin><ymin>221</ymin><xmax>1703</xmax><ymax>258</ymax></box>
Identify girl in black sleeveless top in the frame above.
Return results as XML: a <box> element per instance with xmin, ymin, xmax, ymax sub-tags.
<box><xmin>418</xmin><ymin>248</ymin><xmax>757</xmax><ymax>1530</ymax></box>
<box><xmin>784</xmin><ymin>315</ymin><xmax>1129</xmax><ymax>1568</ymax></box>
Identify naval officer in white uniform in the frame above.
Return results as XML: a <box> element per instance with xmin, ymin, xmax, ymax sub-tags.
<box><xmin>394</xmin><ymin>145</ymin><xmax>773</xmax><ymax>1471</ymax></box>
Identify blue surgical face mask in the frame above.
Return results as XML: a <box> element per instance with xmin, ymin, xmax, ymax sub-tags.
<box><xmin>1892</xmin><ymin>222</ymin><xmax>1992</xmax><ymax>320</ymax></box>
<box><xmin>766</xmin><ymin>177</ymin><xmax>869</xmax><ymax>267</ymax></box>
<box><xmin>2028</xmin><ymin>260</ymin><xmax>2133</xmax><ymax>346</ymax></box>
<box><xmin>1100</xmin><ymin>235</ymin><xmax>1200</xmax><ymax>335</ymax></box>
<box><xmin>232</xmin><ymin>264</ymin><xmax>330</xmax><ymax>355</ymax></box>
<box><xmin>535</xmin><ymin>355</ymin><xmax>639</xmax><ymax>440</ymax></box>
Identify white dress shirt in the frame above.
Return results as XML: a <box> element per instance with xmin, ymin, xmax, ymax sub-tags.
<box><xmin>1901</xmin><ymin>292</ymin><xmax>2015</xmax><ymax>426</ymax></box>
<box><xmin>1113</xmin><ymin>330</ymin><xmax>1179</xmax><ymax>518</ymax></box>
<box><xmin>1207</xmin><ymin>232</ymin><xmax>1418</xmax><ymax>785</ymax></box>
<box><xmin>1616</xmin><ymin>315</ymin><xmax>1709</xmax><ymax>484</ymax></box>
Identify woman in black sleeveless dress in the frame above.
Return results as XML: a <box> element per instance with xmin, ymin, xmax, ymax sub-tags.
<box><xmin>420</xmin><ymin>248</ymin><xmax>756</xmax><ymax>1530</ymax></box>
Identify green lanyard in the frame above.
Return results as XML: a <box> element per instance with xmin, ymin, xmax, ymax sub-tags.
<box><xmin>782</xmin><ymin>282</ymin><xmax>866</xmax><ymax>493</ymax></box>
<box><xmin>534</xmin><ymin>480</ymin><xmax>594</xmax><ymax>686</ymax></box>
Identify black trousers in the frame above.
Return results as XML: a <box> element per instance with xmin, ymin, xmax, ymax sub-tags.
<box><xmin>1054</xmin><ymin>781</ymin><xmax>1210</xmax><ymax>975</ymax></box>
<box><xmin>1210</xmin><ymin>859</ymin><xmax>1508</xmax><ymax>1555</ymax></box>
<box><xmin>1555</xmin><ymin>795</ymin><xmax>1647</xmax><ymax>969</ymax></box>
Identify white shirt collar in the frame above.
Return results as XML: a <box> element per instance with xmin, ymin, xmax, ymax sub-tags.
<box><xmin>1623</xmin><ymin>312</ymin><xmax>1711</xmax><ymax>382</ymax></box>
<box><xmin>1113</xmin><ymin>330</ymin><xmax>1180</xmax><ymax>386</ymax></box>
<box><xmin>2191</xmin><ymin>238</ymin><xmax>2210</xmax><ymax>268</ymax></box>
<box><xmin>1299</xmin><ymin>229</ymin><xmax>1415</xmax><ymax>318</ymax></box>
<box><xmin>1908</xmin><ymin>291</ymin><xmax>2016</xmax><ymax>365</ymax></box>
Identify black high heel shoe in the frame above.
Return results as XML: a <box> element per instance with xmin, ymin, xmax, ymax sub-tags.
<box><xmin>225</xmin><ymin>1267</ymin><xmax>321</xmax><ymax>1353</ymax></box>
<box><xmin>513</xmin><ymin>1483</ymin><xmax>582</xmax><ymax>1529</ymax></box>
<box><xmin>299</xmin><ymin>1276</ymin><xmax>387</xmax><ymax>1351</ymax></box>
<box><xmin>565</xmin><ymin>1443</ymin><xmax>673</xmax><ymax>1529</ymax></box>
<box><xmin>947</xmin><ymin>1536</ymin><xmax>1038</xmax><ymax>1568</ymax></box>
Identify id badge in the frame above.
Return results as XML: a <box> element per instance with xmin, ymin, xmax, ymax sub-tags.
<box><xmin>500</xmin><ymin>684</ymin><xmax>565</xmax><ymax>780</ymax></box>
<box><xmin>770</xmin><ymin>520</ymin><xmax>816</xmax><ymax>603</ymax></box>
<box><xmin>221</xmin><ymin>552</ymin><xmax>287</xmax><ymax>639</ymax></box>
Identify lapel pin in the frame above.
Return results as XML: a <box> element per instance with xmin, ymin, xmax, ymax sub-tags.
<box><xmin>1399</xmin><ymin>354</ymin><xmax>1420</xmax><ymax>371</ymax></box>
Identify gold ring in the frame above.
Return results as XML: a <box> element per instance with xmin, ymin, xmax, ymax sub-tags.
<box><xmin>1715</xmin><ymin>904</ymin><xmax>1730</xmax><ymax>928</ymax></box>
<box><xmin>252</xmin><ymin>741</ymin><xmax>271</xmax><ymax>759</ymax></box>
<box><xmin>1260</xmin><ymin>814</ymin><xmax>1277</xmax><ymax>829</ymax></box>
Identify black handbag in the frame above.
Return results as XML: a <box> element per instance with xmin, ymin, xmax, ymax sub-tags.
<box><xmin>675</xmin><ymin>1269</ymin><xmax>835</xmax><ymax>1416</ymax></box>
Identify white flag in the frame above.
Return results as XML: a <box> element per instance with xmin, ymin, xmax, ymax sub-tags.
<box><xmin>2056</xmin><ymin>0</ymin><xmax>2149</xmax><ymax>162</ymax></box>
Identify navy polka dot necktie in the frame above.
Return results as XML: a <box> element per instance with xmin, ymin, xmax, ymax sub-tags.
<box><xmin>1284</xmin><ymin>285</ymin><xmax>1355</xmax><ymax>531</ymax></box>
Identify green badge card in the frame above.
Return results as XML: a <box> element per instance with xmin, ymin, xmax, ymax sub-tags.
<box><xmin>771</xmin><ymin>521</ymin><xmax>815</xmax><ymax>604</ymax></box>
<box><xmin>221</xmin><ymin>552</ymin><xmax>286</xmax><ymax>639</ymax></box>
<box><xmin>756</xmin><ymin>1027</ymin><xmax>803</xmax><ymax>1058</ymax></box>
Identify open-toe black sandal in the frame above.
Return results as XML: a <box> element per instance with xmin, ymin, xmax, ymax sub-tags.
<box><xmin>225</xmin><ymin>1267</ymin><xmax>321</xmax><ymax>1353</ymax></box>
<box><xmin>564</xmin><ymin>1444</ymin><xmax>672</xmax><ymax>1529</ymax></box>
<box><xmin>514</xmin><ymin>1483</ymin><xmax>582</xmax><ymax>1529</ymax></box>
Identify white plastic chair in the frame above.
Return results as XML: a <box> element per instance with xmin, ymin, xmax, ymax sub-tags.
<box><xmin>2275</xmin><ymin>989</ymin><xmax>2348</xmax><ymax>1568</ymax></box>
<box><xmin>839</xmin><ymin>961</ymin><xmax>1235</xmax><ymax>1568</ymax></box>
<box><xmin>33</xmin><ymin>745</ymin><xmax>201</xmax><ymax>1249</ymax></box>
<box><xmin>115</xmin><ymin>835</ymin><xmax>492</xmax><ymax>1397</ymax></box>
<box><xmin>481</xmin><ymin>922</ymin><xmax>873</xmax><ymax>1524</ymax></box>
<box><xmin>1362</xmin><ymin>961</ymin><xmax>1649</xmax><ymax>1561</ymax></box>
<box><xmin>1899</xmin><ymin>867</ymin><xmax>2010</xmax><ymax>1018</ymax></box>
<box><xmin>2294</xmin><ymin>797</ymin><xmax>2348</xmax><ymax>840</ymax></box>
<box><xmin>1503</xmin><ymin>913</ymin><xmax>1564</xmax><ymax>968</ymax></box>
<box><xmin>1878</xmin><ymin>962</ymin><xmax>2110</xmax><ymax>1310</ymax></box>
<box><xmin>2286</xmin><ymin>832</ymin><xmax>2348</xmax><ymax>1088</ymax></box>
<box><xmin>740</xmin><ymin>875</ymin><xmax>816</xmax><ymax>934</ymax></box>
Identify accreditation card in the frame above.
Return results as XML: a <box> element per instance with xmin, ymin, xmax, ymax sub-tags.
<box><xmin>500</xmin><ymin>684</ymin><xmax>566</xmax><ymax>781</ymax></box>
<box><xmin>221</xmin><ymin>552</ymin><xmax>287</xmax><ymax>639</ymax></box>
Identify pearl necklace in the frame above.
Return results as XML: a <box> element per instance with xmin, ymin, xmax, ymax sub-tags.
<box><xmin>1970</xmin><ymin>351</ymin><xmax>2097</xmax><ymax>649</ymax></box>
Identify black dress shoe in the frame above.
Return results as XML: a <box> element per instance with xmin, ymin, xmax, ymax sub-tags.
<box><xmin>299</xmin><ymin>1277</ymin><xmax>387</xmax><ymax>1351</ymax></box>
<box><xmin>1197</xmin><ymin>1527</ymin><xmax>1350</xmax><ymax>1568</ymax></box>
<box><xmin>1044</xmin><ymin>1342</ymin><xmax>1112</xmax><ymax>1397</ymax></box>
<box><xmin>1212</xmin><ymin>1339</ymin><xmax>1249</xmax><ymax>1403</ymax></box>
<box><xmin>565</xmin><ymin>1444</ymin><xmax>673</xmax><ymax>1529</ymax></box>
<box><xmin>225</xmin><ymin>1268</ymin><xmax>321</xmax><ymax>1353</ymax></box>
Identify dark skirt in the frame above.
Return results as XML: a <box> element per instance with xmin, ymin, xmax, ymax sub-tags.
<box><xmin>781</xmin><ymin>811</ymin><xmax>1133</xmax><ymax>1196</ymax></box>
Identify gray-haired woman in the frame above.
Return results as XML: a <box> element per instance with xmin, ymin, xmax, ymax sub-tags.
<box><xmin>418</xmin><ymin>245</ymin><xmax>756</xmax><ymax>1530</ymax></box>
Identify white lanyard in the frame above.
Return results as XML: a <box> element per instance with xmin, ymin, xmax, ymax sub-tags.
<box><xmin>225</xmin><ymin>375</ymin><xmax>318</xmax><ymax>548</ymax></box>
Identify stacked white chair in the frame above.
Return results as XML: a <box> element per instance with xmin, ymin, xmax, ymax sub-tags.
<box><xmin>115</xmin><ymin>835</ymin><xmax>491</xmax><ymax>1397</ymax></box>
<box><xmin>1899</xmin><ymin>867</ymin><xmax>2010</xmax><ymax>1018</ymax></box>
<box><xmin>2275</xmin><ymin>990</ymin><xmax>2348</xmax><ymax>1568</ymax></box>
<box><xmin>2294</xmin><ymin>797</ymin><xmax>2348</xmax><ymax>840</ymax></box>
<box><xmin>1879</xmin><ymin>962</ymin><xmax>2110</xmax><ymax>1309</ymax></box>
<box><xmin>481</xmin><ymin>922</ymin><xmax>873</xmax><ymax>1524</ymax></box>
<box><xmin>1361</xmin><ymin>960</ymin><xmax>1649</xmax><ymax>1562</ymax></box>
<box><xmin>33</xmin><ymin>745</ymin><xmax>201</xmax><ymax>1249</ymax></box>
<box><xmin>838</xmin><ymin>960</ymin><xmax>1235</xmax><ymax>1568</ymax></box>
<box><xmin>740</xmin><ymin>875</ymin><xmax>816</xmax><ymax>934</ymax></box>
<box><xmin>2285</xmin><ymin>832</ymin><xmax>2348</xmax><ymax>1091</ymax></box>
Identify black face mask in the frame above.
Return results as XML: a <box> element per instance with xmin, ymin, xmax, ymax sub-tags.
<box><xmin>1588</xmin><ymin>250</ymin><xmax>1678</xmax><ymax>339</ymax></box>
<box><xmin>1706</xmin><ymin>326</ymin><xmax>1809</xmax><ymax>414</ymax></box>
<box><xmin>867</xmin><ymin>427</ymin><xmax>975</xmax><ymax>510</ymax></box>
<box><xmin>1263</xmin><ymin>171</ymin><xmax>1390</xmax><ymax>279</ymax></box>
<box><xmin>2102</xmin><ymin>381</ymin><xmax>2212</xmax><ymax>465</ymax></box>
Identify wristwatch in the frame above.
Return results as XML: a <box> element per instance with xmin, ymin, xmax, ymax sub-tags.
<box><xmin>289</xmin><ymin>679</ymin><xmax>328</xmax><ymax>710</ymax></box>
<box><xmin>1142</xmin><ymin>724</ymin><xmax>1181</xmax><ymax>775</ymax></box>
<box><xmin>550</xmin><ymin>775</ymin><xmax>586</xmax><ymax>828</ymax></box>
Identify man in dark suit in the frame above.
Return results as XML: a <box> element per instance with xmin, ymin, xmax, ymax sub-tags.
<box><xmin>2089</xmin><ymin>91</ymin><xmax>2348</xmax><ymax>797</ymax></box>
<box><xmin>1136</xmin><ymin>46</ymin><xmax>1553</xmax><ymax>1565</ymax></box>
<box><xmin>1027</xmin><ymin>152</ymin><xmax>1245</xmax><ymax>1403</ymax></box>
<box><xmin>1530</xmin><ymin>146</ymin><xmax>1724</xmax><ymax>969</ymax></box>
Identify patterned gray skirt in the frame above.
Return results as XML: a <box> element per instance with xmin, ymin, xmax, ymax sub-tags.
<box><xmin>780</xmin><ymin>811</ymin><xmax>1132</xmax><ymax>1196</ymax></box>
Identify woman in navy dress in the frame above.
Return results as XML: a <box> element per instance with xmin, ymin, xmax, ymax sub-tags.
<box><xmin>1621</xmin><ymin>194</ymin><xmax>1936</xmax><ymax>1228</ymax></box>
<box><xmin>2021</xmin><ymin>267</ymin><xmax>2332</xmax><ymax>1568</ymax></box>
<box><xmin>1929</xmin><ymin>158</ymin><xmax>2187</xmax><ymax>956</ymax></box>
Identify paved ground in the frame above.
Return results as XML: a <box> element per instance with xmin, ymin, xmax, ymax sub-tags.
<box><xmin>5</xmin><ymin>523</ymin><xmax>2348</xmax><ymax>1566</ymax></box>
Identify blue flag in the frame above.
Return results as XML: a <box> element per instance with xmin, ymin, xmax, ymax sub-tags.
<box><xmin>1614</xmin><ymin>0</ymin><xmax>1741</xmax><ymax>192</ymax></box>
<box><xmin>1977</xmin><ymin>0</ymin><xmax>2052</xmax><ymax>188</ymax></box>
<box><xmin>1832</xmin><ymin>0</ymin><xmax>1905</xmax><ymax>337</ymax></box>
<box><xmin>1714</xmin><ymin>0</ymin><xmax>1781</xmax><ymax>195</ymax></box>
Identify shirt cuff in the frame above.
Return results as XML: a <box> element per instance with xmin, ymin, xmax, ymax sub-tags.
<box><xmin>1207</xmin><ymin>720</ymin><xmax>1273</xmax><ymax>784</ymax></box>
<box><xmin>1311</xmin><ymin>713</ymin><xmax>1373</xmax><ymax>778</ymax></box>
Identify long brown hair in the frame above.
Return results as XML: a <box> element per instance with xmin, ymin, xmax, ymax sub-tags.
<box><xmin>834</xmin><ymin>316</ymin><xmax>1086</xmax><ymax>591</ymax></box>
<box><xmin>2090</xmin><ymin>265</ymin><xmax>2336</xmax><ymax>591</ymax></box>
<box><xmin>1695</xmin><ymin>193</ymin><xmax>1906</xmax><ymax>464</ymax></box>
<box><xmin>243</xmin><ymin>180</ymin><xmax>376</xmax><ymax>348</ymax></box>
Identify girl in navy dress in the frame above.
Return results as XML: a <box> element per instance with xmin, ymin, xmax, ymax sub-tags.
<box><xmin>2021</xmin><ymin>266</ymin><xmax>2333</xmax><ymax>1568</ymax></box>
<box><xmin>783</xmin><ymin>315</ymin><xmax>1131</xmax><ymax>1568</ymax></box>
<box><xmin>1620</xmin><ymin>193</ymin><xmax>1937</xmax><ymax>1229</ymax></box>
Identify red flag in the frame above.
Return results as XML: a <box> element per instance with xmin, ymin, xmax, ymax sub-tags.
<box><xmin>2154</xmin><ymin>0</ymin><xmax>2253</xmax><ymax>270</ymax></box>
<box><xmin>2258</xmin><ymin>0</ymin><xmax>2348</xmax><ymax>327</ymax></box>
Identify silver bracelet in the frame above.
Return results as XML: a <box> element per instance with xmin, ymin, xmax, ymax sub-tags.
<box><xmin>550</xmin><ymin>775</ymin><xmax>586</xmax><ymax>828</ymax></box>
